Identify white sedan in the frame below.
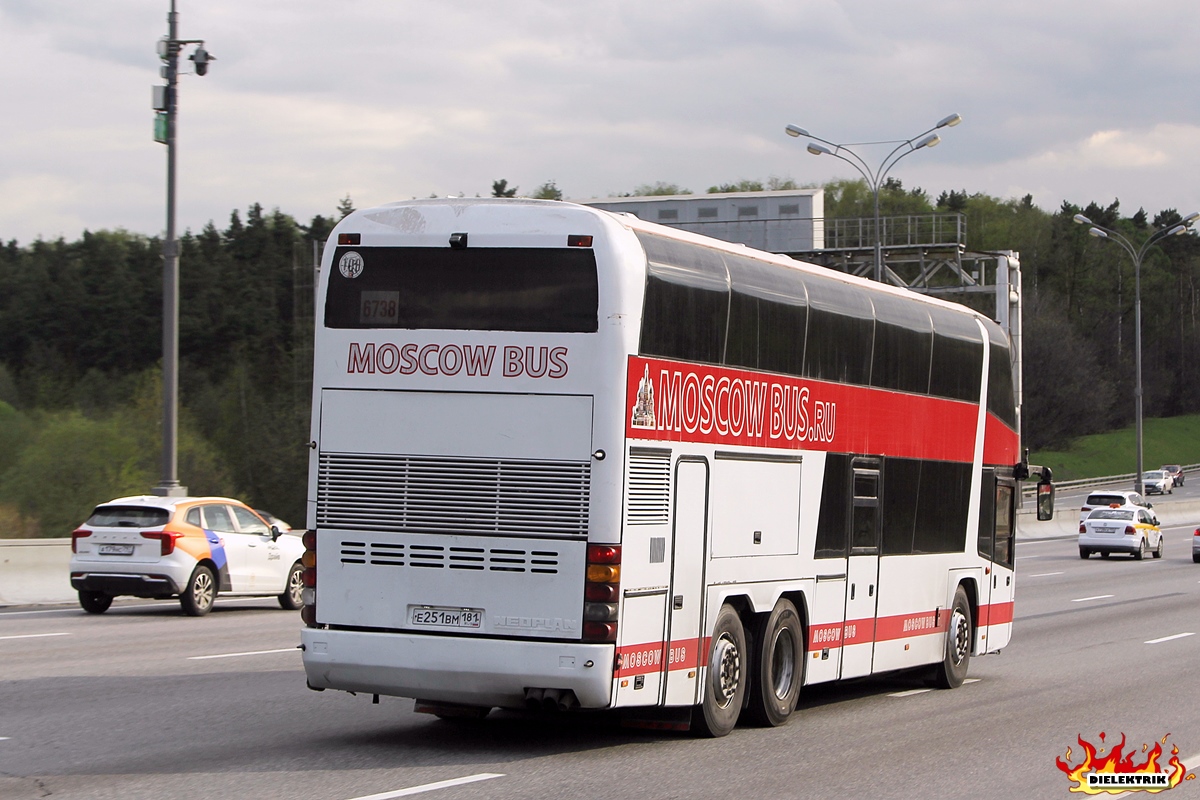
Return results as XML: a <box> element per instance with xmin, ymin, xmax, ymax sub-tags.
<box><xmin>1142</xmin><ymin>470</ymin><xmax>1173</xmax><ymax>496</ymax></box>
<box><xmin>1079</xmin><ymin>507</ymin><xmax>1163</xmax><ymax>560</ymax></box>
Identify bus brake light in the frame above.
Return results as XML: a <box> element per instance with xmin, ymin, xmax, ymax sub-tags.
<box><xmin>583</xmin><ymin>544</ymin><xmax>620</xmax><ymax>643</ymax></box>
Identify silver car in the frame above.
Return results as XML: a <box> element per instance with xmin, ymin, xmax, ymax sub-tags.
<box><xmin>1142</xmin><ymin>470</ymin><xmax>1173</xmax><ymax>496</ymax></box>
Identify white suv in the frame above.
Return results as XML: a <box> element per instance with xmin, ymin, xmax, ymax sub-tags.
<box><xmin>69</xmin><ymin>496</ymin><xmax>305</xmax><ymax>616</ymax></box>
<box><xmin>1077</xmin><ymin>491</ymin><xmax>1150</xmax><ymax>525</ymax></box>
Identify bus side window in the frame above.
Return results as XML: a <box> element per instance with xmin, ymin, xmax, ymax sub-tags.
<box><xmin>994</xmin><ymin>484</ymin><xmax>1014</xmax><ymax>569</ymax></box>
<box><xmin>815</xmin><ymin>454</ymin><xmax>850</xmax><ymax>558</ymax></box>
<box><xmin>977</xmin><ymin>469</ymin><xmax>996</xmax><ymax>560</ymax></box>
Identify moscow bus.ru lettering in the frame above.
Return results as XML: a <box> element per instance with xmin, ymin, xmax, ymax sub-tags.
<box><xmin>652</xmin><ymin>368</ymin><xmax>836</xmax><ymax>445</ymax></box>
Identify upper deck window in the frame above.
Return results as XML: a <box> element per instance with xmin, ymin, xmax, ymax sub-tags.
<box><xmin>324</xmin><ymin>247</ymin><xmax>598</xmax><ymax>332</ymax></box>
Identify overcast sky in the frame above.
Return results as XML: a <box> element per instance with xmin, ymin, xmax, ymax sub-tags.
<box><xmin>3</xmin><ymin>0</ymin><xmax>1200</xmax><ymax>245</ymax></box>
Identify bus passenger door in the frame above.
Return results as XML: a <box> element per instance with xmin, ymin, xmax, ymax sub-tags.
<box><xmin>979</xmin><ymin>478</ymin><xmax>1016</xmax><ymax>652</ymax></box>
<box><xmin>662</xmin><ymin>458</ymin><xmax>709</xmax><ymax>706</ymax></box>
<box><xmin>841</xmin><ymin>460</ymin><xmax>881</xmax><ymax>679</ymax></box>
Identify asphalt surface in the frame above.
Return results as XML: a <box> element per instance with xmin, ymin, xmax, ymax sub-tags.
<box><xmin>3</xmin><ymin>501</ymin><xmax>1200</xmax><ymax>800</ymax></box>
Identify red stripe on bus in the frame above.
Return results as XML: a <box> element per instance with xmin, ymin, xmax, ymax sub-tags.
<box><xmin>615</xmin><ymin>637</ymin><xmax>708</xmax><ymax>677</ymax></box>
<box><xmin>620</xmin><ymin>601</ymin><xmax>1011</xmax><ymax>677</ymax></box>
<box><xmin>626</xmin><ymin>356</ymin><xmax>1015</xmax><ymax>463</ymax></box>
<box><xmin>978</xmin><ymin>600</ymin><xmax>1014</xmax><ymax>626</ymax></box>
<box><xmin>983</xmin><ymin>412</ymin><xmax>1020</xmax><ymax>465</ymax></box>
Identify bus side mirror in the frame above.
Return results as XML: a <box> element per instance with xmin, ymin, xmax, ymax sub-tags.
<box><xmin>1036</xmin><ymin>480</ymin><xmax>1055</xmax><ymax>521</ymax></box>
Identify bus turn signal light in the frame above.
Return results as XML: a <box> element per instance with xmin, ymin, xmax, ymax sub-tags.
<box><xmin>583</xmin><ymin>544</ymin><xmax>620</xmax><ymax>643</ymax></box>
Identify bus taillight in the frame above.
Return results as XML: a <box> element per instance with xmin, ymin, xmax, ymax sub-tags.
<box><xmin>583</xmin><ymin>544</ymin><xmax>620</xmax><ymax>642</ymax></box>
<box><xmin>301</xmin><ymin>529</ymin><xmax>317</xmax><ymax>627</ymax></box>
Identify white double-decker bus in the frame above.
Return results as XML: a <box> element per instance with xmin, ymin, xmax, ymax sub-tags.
<box><xmin>300</xmin><ymin>198</ymin><xmax>1026</xmax><ymax>736</ymax></box>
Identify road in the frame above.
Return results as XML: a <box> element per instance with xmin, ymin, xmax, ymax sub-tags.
<box><xmin>3</xmin><ymin>503</ymin><xmax>1200</xmax><ymax>799</ymax></box>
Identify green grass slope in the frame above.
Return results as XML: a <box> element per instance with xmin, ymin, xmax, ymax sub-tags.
<box><xmin>1031</xmin><ymin>414</ymin><xmax>1200</xmax><ymax>481</ymax></box>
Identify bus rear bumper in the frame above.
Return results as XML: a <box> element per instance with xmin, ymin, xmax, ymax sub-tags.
<box><xmin>301</xmin><ymin>628</ymin><xmax>615</xmax><ymax>709</ymax></box>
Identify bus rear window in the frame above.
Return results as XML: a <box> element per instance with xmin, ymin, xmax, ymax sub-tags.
<box><xmin>324</xmin><ymin>247</ymin><xmax>599</xmax><ymax>332</ymax></box>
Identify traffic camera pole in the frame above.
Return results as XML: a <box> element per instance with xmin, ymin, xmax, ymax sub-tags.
<box><xmin>152</xmin><ymin>1</ymin><xmax>212</xmax><ymax>497</ymax></box>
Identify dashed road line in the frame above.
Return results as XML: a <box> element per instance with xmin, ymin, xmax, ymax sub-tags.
<box><xmin>890</xmin><ymin>678</ymin><xmax>978</xmax><ymax>697</ymax></box>
<box><xmin>1028</xmin><ymin>572</ymin><xmax>1063</xmax><ymax>577</ymax></box>
<box><xmin>1145</xmin><ymin>632</ymin><xmax>1195</xmax><ymax>645</ymax></box>
<box><xmin>188</xmin><ymin>647</ymin><xmax>298</xmax><ymax>660</ymax></box>
<box><xmin>0</xmin><ymin>632</ymin><xmax>71</xmax><ymax>641</ymax></box>
<box><xmin>1071</xmin><ymin>595</ymin><xmax>1115</xmax><ymax>603</ymax></box>
<box><xmin>346</xmin><ymin>774</ymin><xmax>505</xmax><ymax>799</ymax></box>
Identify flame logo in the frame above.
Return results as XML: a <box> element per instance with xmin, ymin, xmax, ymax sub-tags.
<box><xmin>1056</xmin><ymin>732</ymin><xmax>1190</xmax><ymax>794</ymax></box>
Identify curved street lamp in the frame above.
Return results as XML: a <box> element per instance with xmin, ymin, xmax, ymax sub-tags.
<box><xmin>1073</xmin><ymin>211</ymin><xmax>1199</xmax><ymax>495</ymax></box>
<box><xmin>785</xmin><ymin>114</ymin><xmax>962</xmax><ymax>283</ymax></box>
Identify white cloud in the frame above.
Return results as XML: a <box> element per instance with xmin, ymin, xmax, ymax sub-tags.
<box><xmin>4</xmin><ymin>0</ymin><xmax>1200</xmax><ymax>243</ymax></box>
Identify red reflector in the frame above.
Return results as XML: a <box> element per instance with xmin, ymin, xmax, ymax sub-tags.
<box><xmin>567</xmin><ymin>234</ymin><xmax>593</xmax><ymax>248</ymax></box>
<box><xmin>302</xmin><ymin>529</ymin><xmax>316</xmax><ymax>550</ymax></box>
<box><xmin>585</xmin><ymin>583</ymin><xmax>620</xmax><ymax>602</ymax></box>
<box><xmin>303</xmin><ymin>567</ymin><xmax>317</xmax><ymax>588</ymax></box>
<box><xmin>587</xmin><ymin>544</ymin><xmax>621</xmax><ymax>564</ymax></box>
<box><xmin>337</xmin><ymin>233</ymin><xmax>360</xmax><ymax>245</ymax></box>
<box><xmin>582</xmin><ymin>621</ymin><xmax>618</xmax><ymax>642</ymax></box>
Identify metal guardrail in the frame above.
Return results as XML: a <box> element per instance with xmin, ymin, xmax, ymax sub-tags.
<box><xmin>1020</xmin><ymin>464</ymin><xmax>1200</xmax><ymax>497</ymax></box>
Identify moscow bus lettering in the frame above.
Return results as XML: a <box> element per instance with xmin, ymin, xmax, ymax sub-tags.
<box><xmin>300</xmin><ymin>198</ymin><xmax>1041</xmax><ymax>738</ymax></box>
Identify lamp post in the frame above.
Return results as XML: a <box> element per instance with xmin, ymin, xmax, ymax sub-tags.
<box><xmin>785</xmin><ymin>114</ymin><xmax>962</xmax><ymax>283</ymax></box>
<box><xmin>151</xmin><ymin>1</ymin><xmax>213</xmax><ymax>497</ymax></box>
<box><xmin>1072</xmin><ymin>212</ymin><xmax>1199</xmax><ymax>495</ymax></box>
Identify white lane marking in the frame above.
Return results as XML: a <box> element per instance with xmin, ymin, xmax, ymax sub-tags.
<box><xmin>890</xmin><ymin>678</ymin><xmax>978</xmax><ymax>698</ymax></box>
<box><xmin>346</xmin><ymin>774</ymin><xmax>505</xmax><ymax>799</ymax></box>
<box><xmin>0</xmin><ymin>632</ymin><xmax>71</xmax><ymax>641</ymax></box>
<box><xmin>188</xmin><ymin>647</ymin><xmax>297</xmax><ymax>660</ymax></box>
<box><xmin>1015</xmin><ymin>555</ymin><xmax>1047</xmax><ymax>560</ymax></box>
<box><xmin>1145</xmin><ymin>632</ymin><xmax>1195</xmax><ymax>645</ymax></box>
<box><xmin>1071</xmin><ymin>595</ymin><xmax>1115</xmax><ymax>602</ymax></box>
<box><xmin>0</xmin><ymin>596</ymin><xmax>274</xmax><ymax>617</ymax></box>
<box><xmin>0</xmin><ymin>737</ymin><xmax>10</xmax><ymax>740</ymax></box>
<box><xmin>1028</xmin><ymin>572</ymin><xmax>1064</xmax><ymax>577</ymax></box>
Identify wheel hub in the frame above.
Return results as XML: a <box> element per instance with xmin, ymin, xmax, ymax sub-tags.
<box><xmin>949</xmin><ymin>609</ymin><xmax>970</xmax><ymax>665</ymax></box>
<box><xmin>712</xmin><ymin>633</ymin><xmax>741</xmax><ymax>707</ymax></box>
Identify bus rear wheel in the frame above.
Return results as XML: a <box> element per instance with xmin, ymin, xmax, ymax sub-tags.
<box><xmin>693</xmin><ymin>605</ymin><xmax>747</xmax><ymax>737</ymax></box>
<box><xmin>933</xmin><ymin>586</ymin><xmax>972</xmax><ymax>689</ymax></box>
<box><xmin>746</xmin><ymin>599</ymin><xmax>805</xmax><ymax>727</ymax></box>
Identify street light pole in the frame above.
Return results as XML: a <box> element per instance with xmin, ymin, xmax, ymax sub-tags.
<box><xmin>152</xmin><ymin>1</ymin><xmax>212</xmax><ymax>498</ymax></box>
<box><xmin>1073</xmin><ymin>212</ymin><xmax>1198</xmax><ymax>496</ymax></box>
<box><xmin>785</xmin><ymin>114</ymin><xmax>962</xmax><ymax>283</ymax></box>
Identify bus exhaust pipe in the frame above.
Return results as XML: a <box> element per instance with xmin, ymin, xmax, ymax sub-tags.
<box><xmin>556</xmin><ymin>690</ymin><xmax>579</xmax><ymax>711</ymax></box>
<box><xmin>541</xmin><ymin>688</ymin><xmax>562</xmax><ymax>710</ymax></box>
<box><xmin>524</xmin><ymin>688</ymin><xmax>545</xmax><ymax>708</ymax></box>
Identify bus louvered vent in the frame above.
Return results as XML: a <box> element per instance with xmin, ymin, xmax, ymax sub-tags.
<box><xmin>338</xmin><ymin>541</ymin><xmax>561</xmax><ymax>573</ymax></box>
<box><xmin>627</xmin><ymin>450</ymin><xmax>671</xmax><ymax>525</ymax></box>
<box><xmin>317</xmin><ymin>453</ymin><xmax>590</xmax><ymax>537</ymax></box>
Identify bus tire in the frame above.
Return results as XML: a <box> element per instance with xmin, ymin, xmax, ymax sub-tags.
<box><xmin>693</xmin><ymin>605</ymin><xmax>747</xmax><ymax>737</ymax></box>
<box><xmin>745</xmin><ymin>599</ymin><xmax>805</xmax><ymax>727</ymax></box>
<box><xmin>933</xmin><ymin>586</ymin><xmax>972</xmax><ymax>689</ymax></box>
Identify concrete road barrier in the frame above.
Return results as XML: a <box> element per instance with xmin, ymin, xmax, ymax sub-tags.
<box><xmin>3</xmin><ymin>498</ymin><xmax>1199</xmax><ymax>607</ymax></box>
<box><xmin>0</xmin><ymin>539</ymin><xmax>75</xmax><ymax>606</ymax></box>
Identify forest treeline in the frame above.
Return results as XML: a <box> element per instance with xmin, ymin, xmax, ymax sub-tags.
<box><xmin>3</xmin><ymin>182</ymin><xmax>1200</xmax><ymax>536</ymax></box>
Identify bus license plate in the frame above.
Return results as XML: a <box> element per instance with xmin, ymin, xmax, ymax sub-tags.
<box><xmin>99</xmin><ymin>544</ymin><xmax>135</xmax><ymax>555</ymax></box>
<box><xmin>410</xmin><ymin>606</ymin><xmax>483</xmax><ymax>629</ymax></box>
